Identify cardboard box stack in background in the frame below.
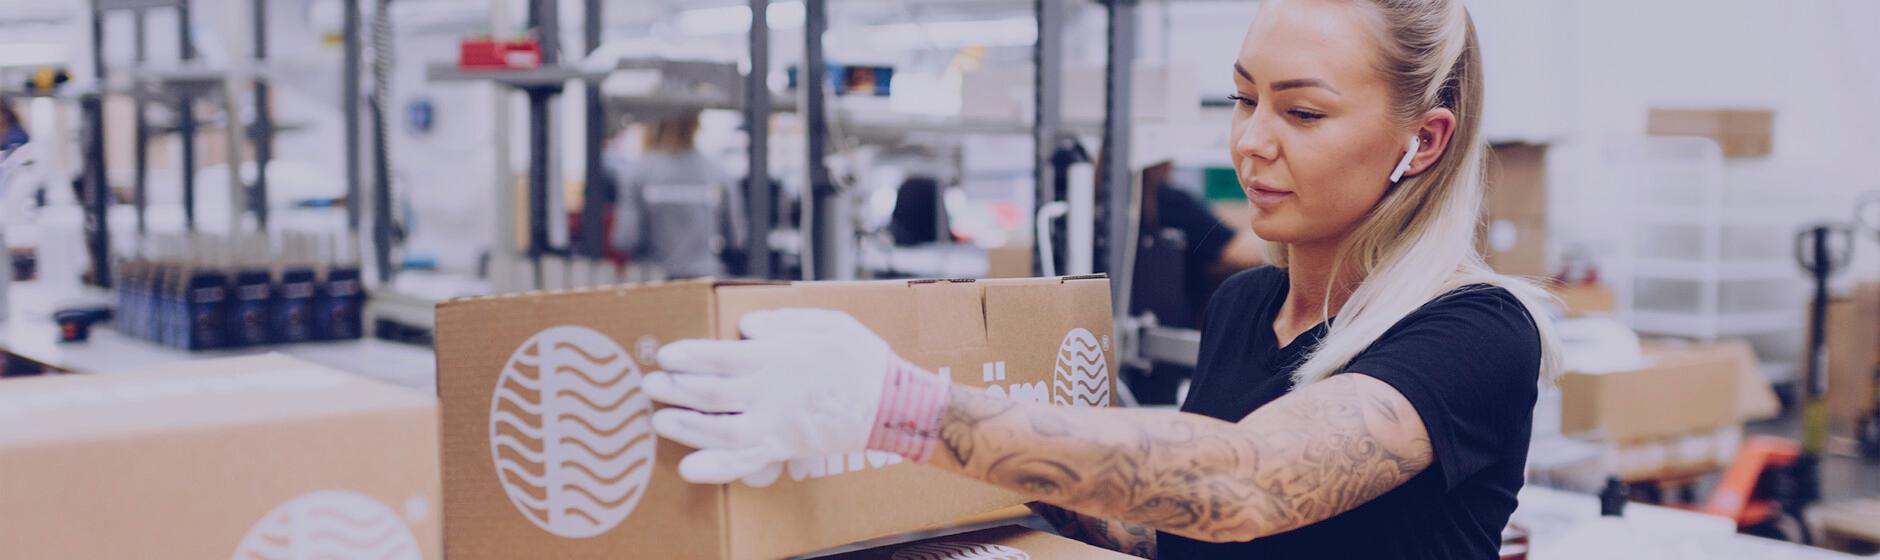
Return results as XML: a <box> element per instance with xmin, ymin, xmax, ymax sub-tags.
<box><xmin>1483</xmin><ymin>143</ymin><xmax>1549</xmax><ymax>277</ymax></box>
<box><xmin>1827</xmin><ymin>282</ymin><xmax>1880</xmax><ymax>434</ymax></box>
<box><xmin>1550</xmin><ymin>283</ymin><xmax>1618</xmax><ymax>318</ymax></box>
<box><xmin>814</xmin><ymin>525</ymin><xmax>1141</xmax><ymax>560</ymax></box>
<box><xmin>1647</xmin><ymin>108</ymin><xmax>1776</xmax><ymax>159</ymax></box>
<box><xmin>1557</xmin><ymin>340</ymin><xmax>1779</xmax><ymax>480</ymax></box>
<box><xmin>434</xmin><ymin>276</ymin><xmax>1116</xmax><ymax>560</ymax></box>
<box><xmin>0</xmin><ymin>355</ymin><xmax>441</xmax><ymax>559</ymax></box>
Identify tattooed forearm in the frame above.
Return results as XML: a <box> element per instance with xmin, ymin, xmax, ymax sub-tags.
<box><xmin>1028</xmin><ymin>502</ymin><xmax>1157</xmax><ymax>558</ymax></box>
<box><xmin>924</xmin><ymin>373</ymin><xmax>1432</xmax><ymax>544</ymax></box>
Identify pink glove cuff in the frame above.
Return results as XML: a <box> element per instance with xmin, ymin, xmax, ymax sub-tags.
<box><xmin>865</xmin><ymin>355</ymin><xmax>951</xmax><ymax>463</ymax></box>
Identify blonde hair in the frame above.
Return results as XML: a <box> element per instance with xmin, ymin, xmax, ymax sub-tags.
<box><xmin>642</xmin><ymin>112</ymin><xmax>700</xmax><ymax>153</ymax></box>
<box><xmin>1274</xmin><ymin>0</ymin><xmax>1563</xmax><ymax>387</ymax></box>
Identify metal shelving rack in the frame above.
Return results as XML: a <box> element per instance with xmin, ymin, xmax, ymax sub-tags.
<box><xmin>1611</xmin><ymin>136</ymin><xmax>1806</xmax><ymax>383</ymax></box>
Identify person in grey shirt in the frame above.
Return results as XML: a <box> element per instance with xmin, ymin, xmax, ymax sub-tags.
<box><xmin>611</xmin><ymin>111</ymin><xmax>747</xmax><ymax>279</ymax></box>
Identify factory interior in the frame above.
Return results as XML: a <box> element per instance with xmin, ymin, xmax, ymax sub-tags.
<box><xmin>3</xmin><ymin>0</ymin><xmax>1880</xmax><ymax>558</ymax></box>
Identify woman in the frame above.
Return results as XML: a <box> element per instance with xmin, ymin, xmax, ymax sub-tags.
<box><xmin>610</xmin><ymin>111</ymin><xmax>746</xmax><ymax>279</ymax></box>
<box><xmin>643</xmin><ymin>0</ymin><xmax>1561</xmax><ymax>557</ymax></box>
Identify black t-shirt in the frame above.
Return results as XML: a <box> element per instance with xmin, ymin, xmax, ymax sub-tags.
<box><xmin>1159</xmin><ymin>267</ymin><xmax>1541</xmax><ymax>560</ymax></box>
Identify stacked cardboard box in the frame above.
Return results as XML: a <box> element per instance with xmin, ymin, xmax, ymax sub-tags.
<box><xmin>1483</xmin><ymin>143</ymin><xmax>1548</xmax><ymax>277</ymax></box>
<box><xmin>1647</xmin><ymin>108</ymin><xmax>1776</xmax><ymax>159</ymax></box>
<box><xmin>1558</xmin><ymin>340</ymin><xmax>1779</xmax><ymax>480</ymax></box>
<box><xmin>1826</xmin><ymin>282</ymin><xmax>1880</xmax><ymax>434</ymax></box>
<box><xmin>0</xmin><ymin>355</ymin><xmax>441</xmax><ymax>558</ymax></box>
<box><xmin>434</xmin><ymin>276</ymin><xmax>1116</xmax><ymax>559</ymax></box>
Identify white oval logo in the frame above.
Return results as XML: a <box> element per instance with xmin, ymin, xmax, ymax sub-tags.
<box><xmin>231</xmin><ymin>490</ymin><xmax>421</xmax><ymax>560</ymax></box>
<box><xmin>1052</xmin><ymin>328</ymin><xmax>1111</xmax><ymax>407</ymax></box>
<box><xmin>490</xmin><ymin>326</ymin><xmax>656</xmax><ymax>538</ymax></box>
<box><xmin>891</xmin><ymin>542</ymin><xmax>1031</xmax><ymax>560</ymax></box>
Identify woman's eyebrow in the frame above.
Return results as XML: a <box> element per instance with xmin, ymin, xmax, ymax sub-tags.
<box><xmin>1272</xmin><ymin>78</ymin><xmax>1340</xmax><ymax>94</ymax></box>
<box><xmin>1232</xmin><ymin>63</ymin><xmax>1340</xmax><ymax>95</ymax></box>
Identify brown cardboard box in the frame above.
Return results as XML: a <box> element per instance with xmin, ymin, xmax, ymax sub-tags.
<box><xmin>1485</xmin><ymin>219</ymin><xmax>1547</xmax><ymax>278</ymax></box>
<box><xmin>1826</xmin><ymin>283</ymin><xmax>1880</xmax><ymax>433</ymax></box>
<box><xmin>0</xmin><ymin>354</ymin><xmax>441</xmax><ymax>559</ymax></box>
<box><xmin>1647</xmin><ymin>108</ymin><xmax>1775</xmax><ymax>159</ymax></box>
<box><xmin>1560</xmin><ymin>341</ymin><xmax>1772</xmax><ymax>442</ymax></box>
<box><xmin>434</xmin><ymin>276</ymin><xmax>1117</xmax><ymax>560</ymax></box>
<box><xmin>1551</xmin><ymin>284</ymin><xmax>1617</xmax><ymax>317</ymax></box>
<box><xmin>985</xmin><ymin>243</ymin><xmax>1034</xmax><ymax>279</ymax></box>
<box><xmin>1487</xmin><ymin>143</ymin><xmax>1548</xmax><ymax>221</ymax></box>
<box><xmin>813</xmin><ymin>525</ymin><xmax>1140</xmax><ymax>559</ymax></box>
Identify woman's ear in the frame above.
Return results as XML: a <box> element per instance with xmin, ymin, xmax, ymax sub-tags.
<box><xmin>1404</xmin><ymin>108</ymin><xmax>1457</xmax><ymax>179</ymax></box>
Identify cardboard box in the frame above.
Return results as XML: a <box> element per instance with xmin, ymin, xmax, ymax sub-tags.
<box><xmin>813</xmin><ymin>525</ymin><xmax>1140</xmax><ymax>560</ymax></box>
<box><xmin>1647</xmin><ymin>108</ymin><xmax>1775</xmax><ymax>159</ymax></box>
<box><xmin>985</xmin><ymin>243</ymin><xmax>1034</xmax><ymax>279</ymax></box>
<box><xmin>434</xmin><ymin>277</ymin><xmax>1117</xmax><ymax>560</ymax></box>
<box><xmin>1559</xmin><ymin>340</ymin><xmax>1773</xmax><ymax>442</ymax></box>
<box><xmin>1484</xmin><ymin>219</ymin><xmax>1547</xmax><ymax>278</ymax></box>
<box><xmin>0</xmin><ymin>354</ymin><xmax>441</xmax><ymax>559</ymax></box>
<box><xmin>1551</xmin><ymin>284</ymin><xmax>1618</xmax><ymax>317</ymax></box>
<box><xmin>1487</xmin><ymin>143</ymin><xmax>1547</xmax><ymax>221</ymax></box>
<box><xmin>1826</xmin><ymin>283</ymin><xmax>1880</xmax><ymax>432</ymax></box>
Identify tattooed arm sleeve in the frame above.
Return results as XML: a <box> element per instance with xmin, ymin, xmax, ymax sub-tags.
<box><xmin>1027</xmin><ymin>502</ymin><xmax>1157</xmax><ymax>558</ymax></box>
<box><xmin>923</xmin><ymin>373</ymin><xmax>1432</xmax><ymax>544</ymax></box>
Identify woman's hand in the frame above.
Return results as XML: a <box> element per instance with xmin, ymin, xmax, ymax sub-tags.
<box><xmin>644</xmin><ymin>309</ymin><xmax>950</xmax><ymax>484</ymax></box>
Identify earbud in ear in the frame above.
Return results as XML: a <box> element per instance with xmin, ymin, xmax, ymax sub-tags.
<box><xmin>1390</xmin><ymin>135</ymin><xmax>1421</xmax><ymax>183</ymax></box>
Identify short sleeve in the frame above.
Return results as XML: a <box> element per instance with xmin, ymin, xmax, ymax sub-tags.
<box><xmin>1343</xmin><ymin>287</ymin><xmax>1541</xmax><ymax>491</ymax></box>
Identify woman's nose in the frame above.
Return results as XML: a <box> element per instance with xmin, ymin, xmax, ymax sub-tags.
<box><xmin>1232</xmin><ymin>112</ymin><xmax>1279</xmax><ymax>163</ymax></box>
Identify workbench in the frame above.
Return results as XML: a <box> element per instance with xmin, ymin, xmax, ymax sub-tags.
<box><xmin>0</xmin><ymin>281</ymin><xmax>437</xmax><ymax>393</ymax></box>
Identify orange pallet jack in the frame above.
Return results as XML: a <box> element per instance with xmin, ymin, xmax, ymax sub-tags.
<box><xmin>1686</xmin><ymin>224</ymin><xmax>1858</xmax><ymax>544</ymax></box>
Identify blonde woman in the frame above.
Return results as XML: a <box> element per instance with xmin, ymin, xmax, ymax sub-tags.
<box><xmin>611</xmin><ymin>111</ymin><xmax>747</xmax><ymax>279</ymax></box>
<box><xmin>643</xmin><ymin>0</ymin><xmax>1561</xmax><ymax>557</ymax></box>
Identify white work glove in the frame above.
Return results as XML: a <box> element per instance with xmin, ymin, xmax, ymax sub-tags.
<box><xmin>643</xmin><ymin>309</ymin><xmax>952</xmax><ymax>485</ymax></box>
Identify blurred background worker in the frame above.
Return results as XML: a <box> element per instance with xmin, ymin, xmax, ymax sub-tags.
<box><xmin>1124</xmin><ymin>159</ymin><xmax>1267</xmax><ymax>405</ymax></box>
<box><xmin>0</xmin><ymin>95</ymin><xmax>28</xmax><ymax>154</ymax></box>
<box><xmin>610</xmin><ymin>111</ymin><xmax>747</xmax><ymax>280</ymax></box>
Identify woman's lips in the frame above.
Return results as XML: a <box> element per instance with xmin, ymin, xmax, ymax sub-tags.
<box><xmin>1245</xmin><ymin>181</ymin><xmax>1293</xmax><ymax>207</ymax></box>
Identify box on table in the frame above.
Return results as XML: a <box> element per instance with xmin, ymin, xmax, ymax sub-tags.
<box><xmin>1647</xmin><ymin>108</ymin><xmax>1775</xmax><ymax>159</ymax></box>
<box><xmin>1559</xmin><ymin>340</ymin><xmax>1776</xmax><ymax>442</ymax></box>
<box><xmin>1827</xmin><ymin>282</ymin><xmax>1880</xmax><ymax>433</ymax></box>
<box><xmin>812</xmin><ymin>525</ymin><xmax>1140</xmax><ymax>560</ymax></box>
<box><xmin>1550</xmin><ymin>284</ymin><xmax>1617</xmax><ymax>317</ymax></box>
<box><xmin>434</xmin><ymin>276</ymin><xmax>1117</xmax><ymax>560</ymax></box>
<box><xmin>0</xmin><ymin>354</ymin><xmax>441</xmax><ymax>559</ymax></box>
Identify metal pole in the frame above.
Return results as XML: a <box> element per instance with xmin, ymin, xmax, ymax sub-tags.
<box><xmin>1033</xmin><ymin>0</ymin><xmax>1064</xmax><ymax>277</ymax></box>
<box><xmin>85</xmin><ymin>3</ymin><xmax>111</xmax><ymax>287</ymax></box>
<box><xmin>251</xmin><ymin>0</ymin><xmax>271</xmax><ymax>230</ymax></box>
<box><xmin>1101</xmin><ymin>0</ymin><xmax>1135</xmax><ymax>309</ymax></box>
<box><xmin>369</xmin><ymin>0</ymin><xmax>395</xmax><ymax>285</ymax></box>
<box><xmin>805</xmin><ymin>0</ymin><xmax>841</xmax><ymax>280</ymax></box>
<box><xmin>133</xmin><ymin>8</ymin><xmax>149</xmax><ymax>236</ymax></box>
<box><xmin>746</xmin><ymin>0</ymin><xmax>772</xmax><ymax>278</ymax></box>
<box><xmin>578</xmin><ymin>0</ymin><xmax>605</xmax><ymax>260</ymax></box>
<box><xmin>342</xmin><ymin>0</ymin><xmax>362</xmax><ymax>236</ymax></box>
<box><xmin>178</xmin><ymin>0</ymin><xmax>197</xmax><ymax>230</ymax></box>
<box><xmin>524</xmin><ymin>0</ymin><xmax>558</xmax><ymax>288</ymax></box>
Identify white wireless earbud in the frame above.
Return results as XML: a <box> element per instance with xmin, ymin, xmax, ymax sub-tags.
<box><xmin>1390</xmin><ymin>135</ymin><xmax>1421</xmax><ymax>183</ymax></box>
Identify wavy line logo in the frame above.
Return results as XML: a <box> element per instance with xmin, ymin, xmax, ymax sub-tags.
<box><xmin>890</xmin><ymin>541</ymin><xmax>1031</xmax><ymax>560</ymax></box>
<box><xmin>230</xmin><ymin>490</ymin><xmax>421</xmax><ymax>560</ymax></box>
<box><xmin>1051</xmin><ymin>328</ymin><xmax>1110</xmax><ymax>407</ymax></box>
<box><xmin>490</xmin><ymin>326</ymin><xmax>656</xmax><ymax>539</ymax></box>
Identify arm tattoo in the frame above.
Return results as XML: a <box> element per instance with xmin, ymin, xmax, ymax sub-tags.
<box><xmin>1028</xmin><ymin>502</ymin><xmax>1157</xmax><ymax>558</ymax></box>
<box><xmin>926</xmin><ymin>374</ymin><xmax>1433</xmax><ymax>544</ymax></box>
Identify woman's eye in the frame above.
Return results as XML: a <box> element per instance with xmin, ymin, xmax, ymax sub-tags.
<box><xmin>1289</xmin><ymin>109</ymin><xmax>1326</xmax><ymax>122</ymax></box>
<box><xmin>1227</xmin><ymin>94</ymin><xmax>1257</xmax><ymax>109</ymax></box>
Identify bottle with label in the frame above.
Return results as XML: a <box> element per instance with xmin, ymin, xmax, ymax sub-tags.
<box><xmin>273</xmin><ymin>235</ymin><xmax>318</xmax><ymax>343</ymax></box>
